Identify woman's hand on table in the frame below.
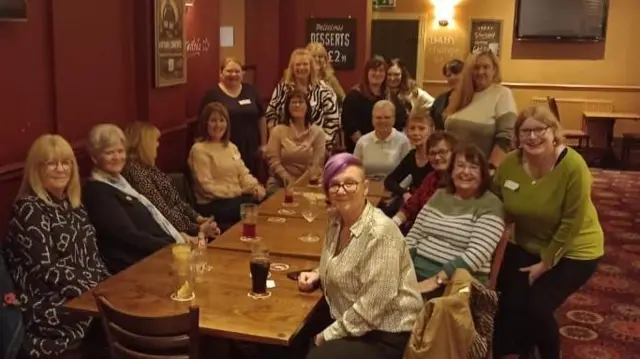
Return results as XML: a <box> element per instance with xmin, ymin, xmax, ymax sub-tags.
<box><xmin>298</xmin><ymin>271</ymin><xmax>320</xmax><ymax>292</ymax></box>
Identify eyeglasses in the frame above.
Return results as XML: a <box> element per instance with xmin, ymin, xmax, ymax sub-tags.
<box><xmin>428</xmin><ymin>149</ymin><xmax>451</xmax><ymax>158</ymax></box>
<box><xmin>519</xmin><ymin>127</ymin><xmax>549</xmax><ymax>137</ymax></box>
<box><xmin>290</xmin><ymin>100</ymin><xmax>306</xmax><ymax>107</ymax></box>
<box><xmin>454</xmin><ymin>161</ymin><xmax>480</xmax><ymax>172</ymax></box>
<box><xmin>327</xmin><ymin>181</ymin><xmax>360</xmax><ymax>194</ymax></box>
<box><xmin>43</xmin><ymin>160</ymin><xmax>72</xmax><ymax>171</ymax></box>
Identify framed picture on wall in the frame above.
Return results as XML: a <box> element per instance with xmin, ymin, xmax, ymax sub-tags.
<box><xmin>469</xmin><ymin>19</ymin><xmax>503</xmax><ymax>56</ymax></box>
<box><xmin>154</xmin><ymin>0</ymin><xmax>187</xmax><ymax>87</ymax></box>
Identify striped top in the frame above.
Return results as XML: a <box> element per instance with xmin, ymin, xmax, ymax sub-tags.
<box><xmin>265</xmin><ymin>81</ymin><xmax>340</xmax><ymax>149</ymax></box>
<box><xmin>406</xmin><ymin>189</ymin><xmax>504</xmax><ymax>280</ymax></box>
<box><xmin>318</xmin><ymin>202</ymin><xmax>423</xmax><ymax>341</ymax></box>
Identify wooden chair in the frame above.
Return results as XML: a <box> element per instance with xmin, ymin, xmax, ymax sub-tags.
<box><xmin>488</xmin><ymin>230</ymin><xmax>509</xmax><ymax>290</ymax></box>
<box><xmin>621</xmin><ymin>133</ymin><xmax>640</xmax><ymax>169</ymax></box>
<box><xmin>93</xmin><ymin>293</ymin><xmax>200</xmax><ymax>359</ymax></box>
<box><xmin>546</xmin><ymin>96</ymin><xmax>590</xmax><ymax>148</ymax></box>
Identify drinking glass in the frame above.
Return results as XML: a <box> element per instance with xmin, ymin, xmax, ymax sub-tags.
<box><xmin>240</xmin><ymin>203</ymin><xmax>259</xmax><ymax>242</ymax></box>
<box><xmin>299</xmin><ymin>195</ymin><xmax>320</xmax><ymax>242</ymax></box>
<box><xmin>249</xmin><ymin>243</ymin><xmax>271</xmax><ymax>296</ymax></box>
<box><xmin>171</xmin><ymin>244</ymin><xmax>194</xmax><ymax>301</ymax></box>
<box><xmin>282</xmin><ymin>183</ymin><xmax>297</xmax><ymax>207</ymax></box>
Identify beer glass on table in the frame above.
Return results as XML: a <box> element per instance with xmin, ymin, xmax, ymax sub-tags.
<box><xmin>240</xmin><ymin>203</ymin><xmax>259</xmax><ymax>242</ymax></box>
<box><xmin>308</xmin><ymin>158</ymin><xmax>323</xmax><ymax>188</ymax></box>
<box><xmin>299</xmin><ymin>195</ymin><xmax>320</xmax><ymax>242</ymax></box>
<box><xmin>249</xmin><ymin>244</ymin><xmax>271</xmax><ymax>296</ymax></box>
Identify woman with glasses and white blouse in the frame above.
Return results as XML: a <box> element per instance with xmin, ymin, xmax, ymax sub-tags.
<box><xmin>298</xmin><ymin>153</ymin><xmax>422</xmax><ymax>359</ymax></box>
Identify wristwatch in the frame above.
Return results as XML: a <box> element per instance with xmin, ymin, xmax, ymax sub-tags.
<box><xmin>435</xmin><ymin>277</ymin><xmax>445</xmax><ymax>287</ymax></box>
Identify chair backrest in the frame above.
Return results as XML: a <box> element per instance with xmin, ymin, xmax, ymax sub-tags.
<box><xmin>546</xmin><ymin>96</ymin><xmax>561</xmax><ymax>122</ymax></box>
<box><xmin>488</xmin><ymin>229</ymin><xmax>509</xmax><ymax>290</ymax></box>
<box><xmin>93</xmin><ymin>293</ymin><xmax>200</xmax><ymax>359</ymax></box>
<box><xmin>169</xmin><ymin>172</ymin><xmax>196</xmax><ymax>208</ymax></box>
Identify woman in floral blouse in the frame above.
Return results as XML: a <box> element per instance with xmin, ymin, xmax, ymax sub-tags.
<box><xmin>122</xmin><ymin>121</ymin><xmax>219</xmax><ymax>237</ymax></box>
<box><xmin>3</xmin><ymin>134</ymin><xmax>108</xmax><ymax>358</ymax></box>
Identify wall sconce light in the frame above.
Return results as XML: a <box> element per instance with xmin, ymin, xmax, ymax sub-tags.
<box><xmin>433</xmin><ymin>0</ymin><xmax>455</xmax><ymax>27</ymax></box>
<box><xmin>185</xmin><ymin>0</ymin><xmax>195</xmax><ymax>7</ymax></box>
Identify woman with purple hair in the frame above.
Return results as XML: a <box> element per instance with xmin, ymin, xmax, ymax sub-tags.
<box><xmin>298</xmin><ymin>153</ymin><xmax>422</xmax><ymax>359</ymax></box>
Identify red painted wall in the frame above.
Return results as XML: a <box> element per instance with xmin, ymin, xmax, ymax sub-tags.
<box><xmin>246</xmin><ymin>0</ymin><xmax>370</xmax><ymax>99</ymax></box>
<box><xmin>0</xmin><ymin>0</ymin><xmax>220</xmax><ymax>237</ymax></box>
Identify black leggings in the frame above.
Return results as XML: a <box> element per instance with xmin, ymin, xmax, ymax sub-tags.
<box><xmin>493</xmin><ymin>243</ymin><xmax>599</xmax><ymax>359</ymax></box>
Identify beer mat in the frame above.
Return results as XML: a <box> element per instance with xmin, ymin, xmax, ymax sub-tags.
<box><xmin>267</xmin><ymin>217</ymin><xmax>286</xmax><ymax>223</ymax></box>
<box><xmin>278</xmin><ymin>209</ymin><xmax>296</xmax><ymax>215</ymax></box>
<box><xmin>170</xmin><ymin>292</ymin><xmax>195</xmax><ymax>302</ymax></box>
<box><xmin>267</xmin><ymin>280</ymin><xmax>276</xmax><ymax>289</ymax></box>
<box><xmin>270</xmin><ymin>263</ymin><xmax>290</xmax><ymax>271</ymax></box>
<box><xmin>249</xmin><ymin>272</ymin><xmax>272</xmax><ymax>279</ymax></box>
<box><xmin>299</xmin><ymin>235</ymin><xmax>320</xmax><ymax>243</ymax></box>
<box><xmin>281</xmin><ymin>202</ymin><xmax>299</xmax><ymax>208</ymax></box>
<box><xmin>247</xmin><ymin>291</ymin><xmax>272</xmax><ymax>299</ymax></box>
<box><xmin>239</xmin><ymin>236</ymin><xmax>262</xmax><ymax>243</ymax></box>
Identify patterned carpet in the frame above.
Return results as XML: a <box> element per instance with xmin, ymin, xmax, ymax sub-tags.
<box><xmin>557</xmin><ymin>169</ymin><xmax>640</xmax><ymax>359</ymax></box>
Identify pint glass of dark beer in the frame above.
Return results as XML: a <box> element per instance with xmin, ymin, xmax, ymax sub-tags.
<box><xmin>250</xmin><ymin>244</ymin><xmax>270</xmax><ymax>295</ymax></box>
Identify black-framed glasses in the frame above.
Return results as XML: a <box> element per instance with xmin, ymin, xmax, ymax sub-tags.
<box><xmin>519</xmin><ymin>126</ymin><xmax>549</xmax><ymax>137</ymax></box>
<box><xmin>328</xmin><ymin>181</ymin><xmax>360</xmax><ymax>194</ymax></box>
<box><xmin>428</xmin><ymin>149</ymin><xmax>451</xmax><ymax>158</ymax></box>
<box><xmin>43</xmin><ymin>160</ymin><xmax>72</xmax><ymax>171</ymax></box>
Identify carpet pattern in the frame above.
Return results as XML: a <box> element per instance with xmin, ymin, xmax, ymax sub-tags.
<box><xmin>557</xmin><ymin>169</ymin><xmax>640</xmax><ymax>359</ymax></box>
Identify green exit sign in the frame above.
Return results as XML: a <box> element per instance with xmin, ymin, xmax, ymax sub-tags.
<box><xmin>373</xmin><ymin>0</ymin><xmax>396</xmax><ymax>8</ymax></box>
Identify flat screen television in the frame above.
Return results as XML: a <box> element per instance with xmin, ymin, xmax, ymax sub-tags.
<box><xmin>514</xmin><ymin>0</ymin><xmax>608</xmax><ymax>42</ymax></box>
<box><xmin>0</xmin><ymin>0</ymin><xmax>27</xmax><ymax>21</ymax></box>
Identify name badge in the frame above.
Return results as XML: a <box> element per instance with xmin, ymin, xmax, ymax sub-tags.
<box><xmin>238</xmin><ymin>99</ymin><xmax>252</xmax><ymax>105</ymax></box>
<box><xmin>504</xmin><ymin>180</ymin><xmax>520</xmax><ymax>191</ymax></box>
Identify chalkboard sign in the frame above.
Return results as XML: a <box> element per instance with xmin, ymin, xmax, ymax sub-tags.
<box><xmin>469</xmin><ymin>19</ymin><xmax>503</xmax><ymax>56</ymax></box>
<box><xmin>307</xmin><ymin>18</ymin><xmax>356</xmax><ymax>70</ymax></box>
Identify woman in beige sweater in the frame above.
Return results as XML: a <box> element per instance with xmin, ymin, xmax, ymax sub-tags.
<box><xmin>188</xmin><ymin>102</ymin><xmax>266</xmax><ymax>229</ymax></box>
<box><xmin>266</xmin><ymin>89</ymin><xmax>326</xmax><ymax>193</ymax></box>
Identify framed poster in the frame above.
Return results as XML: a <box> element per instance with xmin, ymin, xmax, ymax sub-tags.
<box><xmin>154</xmin><ymin>0</ymin><xmax>187</xmax><ymax>87</ymax></box>
<box><xmin>0</xmin><ymin>0</ymin><xmax>27</xmax><ymax>21</ymax></box>
<box><xmin>469</xmin><ymin>19</ymin><xmax>503</xmax><ymax>56</ymax></box>
<box><xmin>307</xmin><ymin>18</ymin><xmax>356</xmax><ymax>70</ymax></box>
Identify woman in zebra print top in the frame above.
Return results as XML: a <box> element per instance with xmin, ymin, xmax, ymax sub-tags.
<box><xmin>265</xmin><ymin>48</ymin><xmax>340</xmax><ymax>150</ymax></box>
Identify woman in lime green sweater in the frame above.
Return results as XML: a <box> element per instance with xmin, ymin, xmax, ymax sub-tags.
<box><xmin>492</xmin><ymin>106</ymin><xmax>604</xmax><ymax>359</ymax></box>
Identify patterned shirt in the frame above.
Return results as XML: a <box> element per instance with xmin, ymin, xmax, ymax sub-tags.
<box><xmin>122</xmin><ymin>160</ymin><xmax>201</xmax><ymax>235</ymax></box>
<box><xmin>318</xmin><ymin>202</ymin><xmax>423</xmax><ymax>341</ymax></box>
<box><xmin>406</xmin><ymin>189</ymin><xmax>504</xmax><ymax>280</ymax></box>
<box><xmin>3</xmin><ymin>195</ymin><xmax>108</xmax><ymax>357</ymax></box>
<box><xmin>265</xmin><ymin>81</ymin><xmax>340</xmax><ymax>148</ymax></box>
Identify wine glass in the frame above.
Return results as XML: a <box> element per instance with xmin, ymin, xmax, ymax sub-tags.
<box><xmin>299</xmin><ymin>195</ymin><xmax>320</xmax><ymax>242</ymax></box>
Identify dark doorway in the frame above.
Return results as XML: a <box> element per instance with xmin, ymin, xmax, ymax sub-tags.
<box><xmin>371</xmin><ymin>19</ymin><xmax>420</xmax><ymax>78</ymax></box>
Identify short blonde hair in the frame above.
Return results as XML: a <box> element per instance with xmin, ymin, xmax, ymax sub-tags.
<box><xmin>17</xmin><ymin>134</ymin><xmax>82</xmax><ymax>208</ymax></box>
<box><xmin>513</xmin><ymin>105</ymin><xmax>565</xmax><ymax>149</ymax></box>
<box><xmin>449</xmin><ymin>50</ymin><xmax>502</xmax><ymax>113</ymax></box>
<box><xmin>87</xmin><ymin>124</ymin><xmax>126</xmax><ymax>159</ymax></box>
<box><xmin>125</xmin><ymin>121</ymin><xmax>161</xmax><ymax>167</ymax></box>
<box><xmin>283</xmin><ymin>48</ymin><xmax>320</xmax><ymax>87</ymax></box>
<box><xmin>373</xmin><ymin>99</ymin><xmax>396</xmax><ymax>115</ymax></box>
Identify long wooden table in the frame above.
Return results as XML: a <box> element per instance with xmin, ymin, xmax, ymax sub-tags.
<box><xmin>210</xmin><ymin>216</ymin><xmax>325</xmax><ymax>260</ymax></box>
<box><xmin>64</xmin><ymin>247</ymin><xmax>322</xmax><ymax>346</ymax></box>
<box><xmin>259</xmin><ymin>190</ymin><xmax>381</xmax><ymax>219</ymax></box>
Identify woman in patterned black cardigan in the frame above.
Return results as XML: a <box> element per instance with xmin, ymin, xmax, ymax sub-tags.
<box><xmin>122</xmin><ymin>121</ymin><xmax>219</xmax><ymax>236</ymax></box>
<box><xmin>3</xmin><ymin>134</ymin><xmax>108</xmax><ymax>358</ymax></box>
<box><xmin>265</xmin><ymin>48</ymin><xmax>340</xmax><ymax>151</ymax></box>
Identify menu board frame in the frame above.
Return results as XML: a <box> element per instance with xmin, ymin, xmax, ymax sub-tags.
<box><xmin>306</xmin><ymin>18</ymin><xmax>357</xmax><ymax>71</ymax></box>
<box><xmin>469</xmin><ymin>18</ymin><xmax>503</xmax><ymax>56</ymax></box>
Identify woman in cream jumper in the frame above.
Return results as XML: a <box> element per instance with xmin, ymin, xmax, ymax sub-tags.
<box><xmin>188</xmin><ymin>102</ymin><xmax>266</xmax><ymax>228</ymax></box>
<box><xmin>266</xmin><ymin>89</ymin><xmax>326</xmax><ymax>192</ymax></box>
<box><xmin>445</xmin><ymin>50</ymin><xmax>517</xmax><ymax>170</ymax></box>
